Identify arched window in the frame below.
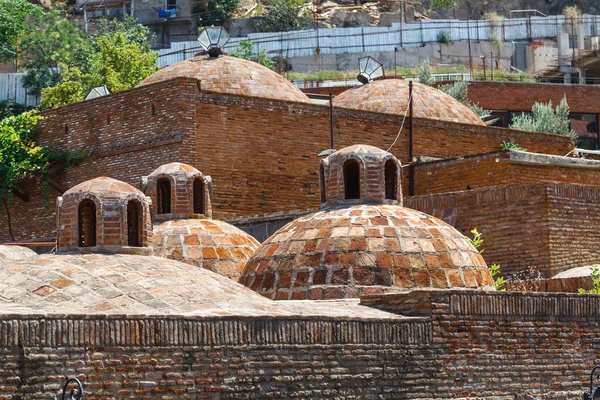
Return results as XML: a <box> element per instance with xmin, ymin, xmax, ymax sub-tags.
<box><xmin>78</xmin><ymin>199</ymin><xmax>96</xmax><ymax>247</ymax></box>
<box><xmin>344</xmin><ymin>159</ymin><xmax>360</xmax><ymax>200</ymax></box>
<box><xmin>193</xmin><ymin>178</ymin><xmax>205</xmax><ymax>214</ymax></box>
<box><xmin>319</xmin><ymin>164</ymin><xmax>326</xmax><ymax>203</ymax></box>
<box><xmin>385</xmin><ymin>159</ymin><xmax>398</xmax><ymax>200</ymax></box>
<box><xmin>157</xmin><ymin>178</ymin><xmax>171</xmax><ymax>214</ymax></box>
<box><xmin>127</xmin><ymin>200</ymin><xmax>142</xmax><ymax>247</ymax></box>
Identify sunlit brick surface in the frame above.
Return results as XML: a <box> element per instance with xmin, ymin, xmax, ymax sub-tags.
<box><xmin>152</xmin><ymin>219</ymin><xmax>260</xmax><ymax>281</ymax></box>
<box><xmin>138</xmin><ymin>55</ymin><xmax>311</xmax><ymax>103</ymax></box>
<box><xmin>333</xmin><ymin>79</ymin><xmax>486</xmax><ymax>126</ymax></box>
<box><xmin>241</xmin><ymin>204</ymin><xmax>494</xmax><ymax>300</ymax></box>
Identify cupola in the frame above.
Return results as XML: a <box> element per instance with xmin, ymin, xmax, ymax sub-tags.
<box><xmin>56</xmin><ymin>177</ymin><xmax>152</xmax><ymax>255</ymax></box>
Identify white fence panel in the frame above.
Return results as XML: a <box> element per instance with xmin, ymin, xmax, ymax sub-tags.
<box><xmin>0</xmin><ymin>73</ymin><xmax>39</xmax><ymax>107</ymax></box>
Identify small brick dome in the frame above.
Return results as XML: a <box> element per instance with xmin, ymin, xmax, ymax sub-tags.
<box><xmin>57</xmin><ymin>177</ymin><xmax>152</xmax><ymax>254</ymax></box>
<box><xmin>137</xmin><ymin>55</ymin><xmax>311</xmax><ymax>103</ymax></box>
<box><xmin>143</xmin><ymin>162</ymin><xmax>212</xmax><ymax>220</ymax></box>
<box><xmin>152</xmin><ymin>219</ymin><xmax>260</xmax><ymax>282</ymax></box>
<box><xmin>332</xmin><ymin>79</ymin><xmax>485</xmax><ymax>126</ymax></box>
<box><xmin>0</xmin><ymin>253</ymin><xmax>281</xmax><ymax>316</ymax></box>
<box><xmin>320</xmin><ymin>144</ymin><xmax>401</xmax><ymax>207</ymax></box>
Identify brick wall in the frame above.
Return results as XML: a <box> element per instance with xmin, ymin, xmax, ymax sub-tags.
<box><xmin>463</xmin><ymin>81</ymin><xmax>600</xmax><ymax>114</ymax></box>
<box><xmin>412</xmin><ymin>151</ymin><xmax>600</xmax><ymax>196</ymax></box>
<box><xmin>0</xmin><ymin>78</ymin><xmax>574</xmax><ymax>242</ymax></box>
<box><xmin>406</xmin><ymin>183</ymin><xmax>600</xmax><ymax>277</ymax></box>
<box><xmin>5</xmin><ymin>291</ymin><xmax>600</xmax><ymax>398</ymax></box>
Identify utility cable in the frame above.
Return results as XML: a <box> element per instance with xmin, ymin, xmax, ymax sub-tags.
<box><xmin>386</xmin><ymin>91</ymin><xmax>412</xmax><ymax>152</ymax></box>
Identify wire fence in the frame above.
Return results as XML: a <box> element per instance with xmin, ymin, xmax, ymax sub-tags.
<box><xmin>157</xmin><ymin>14</ymin><xmax>600</xmax><ymax>67</ymax></box>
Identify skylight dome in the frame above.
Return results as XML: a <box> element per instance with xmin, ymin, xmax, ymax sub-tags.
<box><xmin>357</xmin><ymin>56</ymin><xmax>384</xmax><ymax>84</ymax></box>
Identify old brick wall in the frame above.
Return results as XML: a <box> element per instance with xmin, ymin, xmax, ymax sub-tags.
<box><xmin>463</xmin><ymin>81</ymin><xmax>600</xmax><ymax>113</ymax></box>
<box><xmin>5</xmin><ymin>292</ymin><xmax>600</xmax><ymax>398</ymax></box>
<box><xmin>411</xmin><ymin>151</ymin><xmax>600</xmax><ymax>196</ymax></box>
<box><xmin>406</xmin><ymin>183</ymin><xmax>600</xmax><ymax>277</ymax></box>
<box><xmin>0</xmin><ymin>79</ymin><xmax>573</xmax><ymax>242</ymax></box>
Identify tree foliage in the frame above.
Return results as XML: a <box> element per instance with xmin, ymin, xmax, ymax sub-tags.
<box><xmin>510</xmin><ymin>96</ymin><xmax>575</xmax><ymax>137</ymax></box>
<box><xmin>432</xmin><ymin>0</ymin><xmax>456</xmax><ymax>9</ymax></box>
<box><xmin>230</xmin><ymin>39</ymin><xmax>275</xmax><ymax>69</ymax></box>
<box><xmin>0</xmin><ymin>0</ymin><xmax>42</xmax><ymax>62</ymax></box>
<box><xmin>256</xmin><ymin>0</ymin><xmax>306</xmax><ymax>33</ymax></box>
<box><xmin>417</xmin><ymin>60</ymin><xmax>433</xmax><ymax>86</ymax></box>
<box><xmin>196</xmin><ymin>0</ymin><xmax>240</xmax><ymax>26</ymax></box>
<box><xmin>39</xmin><ymin>17</ymin><xmax>158</xmax><ymax>109</ymax></box>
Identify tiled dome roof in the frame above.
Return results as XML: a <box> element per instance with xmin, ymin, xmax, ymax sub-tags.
<box><xmin>332</xmin><ymin>79</ymin><xmax>485</xmax><ymax>126</ymax></box>
<box><xmin>63</xmin><ymin>176</ymin><xmax>143</xmax><ymax>196</ymax></box>
<box><xmin>240</xmin><ymin>205</ymin><xmax>493</xmax><ymax>300</ymax></box>
<box><xmin>147</xmin><ymin>162</ymin><xmax>203</xmax><ymax>178</ymax></box>
<box><xmin>137</xmin><ymin>55</ymin><xmax>311</xmax><ymax>103</ymax></box>
<box><xmin>152</xmin><ymin>219</ymin><xmax>260</xmax><ymax>281</ymax></box>
<box><xmin>0</xmin><ymin>252</ymin><xmax>281</xmax><ymax>316</ymax></box>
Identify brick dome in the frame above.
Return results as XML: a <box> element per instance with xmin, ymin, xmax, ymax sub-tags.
<box><xmin>137</xmin><ymin>55</ymin><xmax>311</xmax><ymax>103</ymax></box>
<box><xmin>0</xmin><ymin>252</ymin><xmax>283</xmax><ymax>316</ymax></box>
<box><xmin>63</xmin><ymin>176</ymin><xmax>143</xmax><ymax>196</ymax></box>
<box><xmin>152</xmin><ymin>219</ymin><xmax>260</xmax><ymax>281</ymax></box>
<box><xmin>332</xmin><ymin>79</ymin><xmax>485</xmax><ymax>126</ymax></box>
<box><xmin>240</xmin><ymin>205</ymin><xmax>493</xmax><ymax>300</ymax></box>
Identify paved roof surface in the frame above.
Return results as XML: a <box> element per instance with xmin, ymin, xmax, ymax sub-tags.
<box><xmin>0</xmin><ymin>249</ymin><xmax>401</xmax><ymax>319</ymax></box>
<box><xmin>64</xmin><ymin>177</ymin><xmax>143</xmax><ymax>196</ymax></box>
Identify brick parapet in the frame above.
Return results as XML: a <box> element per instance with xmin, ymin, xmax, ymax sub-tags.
<box><xmin>0</xmin><ymin>315</ymin><xmax>430</xmax><ymax>348</ymax></box>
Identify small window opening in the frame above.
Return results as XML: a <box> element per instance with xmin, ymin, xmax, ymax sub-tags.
<box><xmin>385</xmin><ymin>159</ymin><xmax>398</xmax><ymax>200</ymax></box>
<box><xmin>344</xmin><ymin>159</ymin><xmax>360</xmax><ymax>200</ymax></box>
<box><xmin>151</xmin><ymin>104</ymin><xmax>156</xmax><ymax>116</ymax></box>
<box><xmin>64</xmin><ymin>124</ymin><xmax>69</xmax><ymax>135</ymax></box>
<box><xmin>78</xmin><ymin>199</ymin><xmax>96</xmax><ymax>247</ymax></box>
<box><xmin>319</xmin><ymin>164</ymin><xmax>326</xmax><ymax>203</ymax></box>
<box><xmin>106</xmin><ymin>114</ymin><xmax>111</xmax><ymax>124</ymax></box>
<box><xmin>193</xmin><ymin>178</ymin><xmax>205</xmax><ymax>214</ymax></box>
<box><xmin>127</xmin><ymin>200</ymin><xmax>142</xmax><ymax>247</ymax></box>
<box><xmin>157</xmin><ymin>178</ymin><xmax>171</xmax><ymax>214</ymax></box>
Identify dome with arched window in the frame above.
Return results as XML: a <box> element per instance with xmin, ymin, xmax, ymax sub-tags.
<box><xmin>240</xmin><ymin>144</ymin><xmax>494</xmax><ymax>300</ymax></box>
<box><xmin>144</xmin><ymin>162</ymin><xmax>260</xmax><ymax>281</ymax></box>
<box><xmin>56</xmin><ymin>177</ymin><xmax>152</xmax><ymax>255</ymax></box>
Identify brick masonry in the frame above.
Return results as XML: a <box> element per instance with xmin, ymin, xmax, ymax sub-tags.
<box><xmin>3</xmin><ymin>290</ymin><xmax>600</xmax><ymax>398</ymax></box>
<box><xmin>0</xmin><ymin>78</ymin><xmax>574</xmax><ymax>243</ymax></box>
<box><xmin>406</xmin><ymin>182</ymin><xmax>600</xmax><ymax>277</ymax></box>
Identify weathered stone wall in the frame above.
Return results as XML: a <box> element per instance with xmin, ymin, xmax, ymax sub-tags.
<box><xmin>4</xmin><ymin>291</ymin><xmax>600</xmax><ymax>398</ymax></box>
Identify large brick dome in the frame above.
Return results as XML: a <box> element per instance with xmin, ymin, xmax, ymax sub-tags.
<box><xmin>137</xmin><ymin>55</ymin><xmax>311</xmax><ymax>103</ymax></box>
<box><xmin>240</xmin><ymin>144</ymin><xmax>494</xmax><ymax>300</ymax></box>
<box><xmin>152</xmin><ymin>219</ymin><xmax>260</xmax><ymax>281</ymax></box>
<box><xmin>240</xmin><ymin>205</ymin><xmax>493</xmax><ymax>300</ymax></box>
<box><xmin>332</xmin><ymin>79</ymin><xmax>485</xmax><ymax>126</ymax></box>
<box><xmin>0</xmin><ymin>252</ymin><xmax>280</xmax><ymax>316</ymax></box>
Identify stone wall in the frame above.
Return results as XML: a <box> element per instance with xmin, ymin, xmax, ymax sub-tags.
<box><xmin>0</xmin><ymin>78</ymin><xmax>573</xmax><ymax>243</ymax></box>
<box><xmin>5</xmin><ymin>290</ymin><xmax>600</xmax><ymax>398</ymax></box>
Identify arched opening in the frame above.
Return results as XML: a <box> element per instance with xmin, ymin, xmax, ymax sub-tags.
<box><xmin>78</xmin><ymin>199</ymin><xmax>96</xmax><ymax>247</ymax></box>
<box><xmin>344</xmin><ymin>159</ymin><xmax>360</xmax><ymax>200</ymax></box>
<box><xmin>157</xmin><ymin>178</ymin><xmax>171</xmax><ymax>214</ymax></box>
<box><xmin>151</xmin><ymin>103</ymin><xmax>156</xmax><ymax>116</ymax></box>
<box><xmin>127</xmin><ymin>200</ymin><xmax>142</xmax><ymax>247</ymax></box>
<box><xmin>319</xmin><ymin>164</ymin><xmax>326</xmax><ymax>203</ymax></box>
<box><xmin>385</xmin><ymin>159</ymin><xmax>398</xmax><ymax>200</ymax></box>
<box><xmin>193</xmin><ymin>178</ymin><xmax>205</xmax><ymax>214</ymax></box>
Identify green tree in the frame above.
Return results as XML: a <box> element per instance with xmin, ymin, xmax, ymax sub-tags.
<box><xmin>0</xmin><ymin>0</ymin><xmax>42</xmax><ymax>62</ymax></box>
<box><xmin>0</xmin><ymin>111</ymin><xmax>46</xmax><ymax>241</ymax></box>
<box><xmin>510</xmin><ymin>96</ymin><xmax>575</xmax><ymax>137</ymax></box>
<box><xmin>256</xmin><ymin>0</ymin><xmax>306</xmax><ymax>33</ymax></box>
<box><xmin>0</xmin><ymin>100</ymin><xmax>31</xmax><ymax>120</ymax></box>
<box><xmin>20</xmin><ymin>7</ymin><xmax>95</xmax><ymax>96</ymax></box>
<box><xmin>417</xmin><ymin>59</ymin><xmax>433</xmax><ymax>86</ymax></box>
<box><xmin>230</xmin><ymin>40</ymin><xmax>275</xmax><ymax>69</ymax></box>
<box><xmin>432</xmin><ymin>0</ymin><xmax>456</xmax><ymax>9</ymax></box>
<box><xmin>195</xmin><ymin>0</ymin><xmax>240</xmax><ymax>26</ymax></box>
<box><xmin>39</xmin><ymin>18</ymin><xmax>158</xmax><ymax>109</ymax></box>
<box><xmin>435</xmin><ymin>81</ymin><xmax>488</xmax><ymax>117</ymax></box>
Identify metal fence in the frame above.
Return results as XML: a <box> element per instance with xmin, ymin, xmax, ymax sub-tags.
<box><xmin>0</xmin><ymin>73</ymin><xmax>39</xmax><ymax>107</ymax></box>
<box><xmin>157</xmin><ymin>15</ymin><xmax>600</xmax><ymax>67</ymax></box>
